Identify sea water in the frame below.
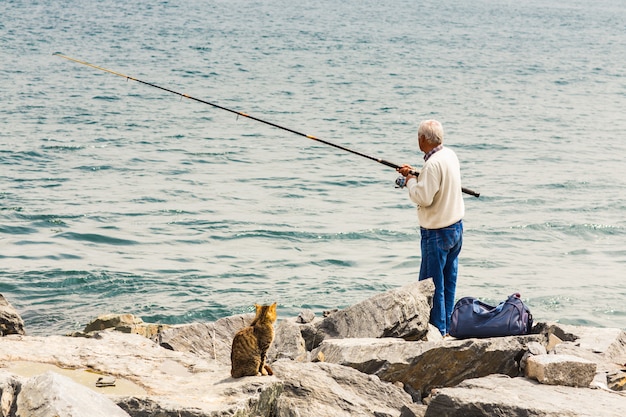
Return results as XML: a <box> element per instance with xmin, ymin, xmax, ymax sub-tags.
<box><xmin>1</xmin><ymin>0</ymin><xmax>625</xmax><ymax>335</ymax></box>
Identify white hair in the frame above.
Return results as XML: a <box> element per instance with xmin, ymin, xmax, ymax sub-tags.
<box><xmin>418</xmin><ymin>120</ymin><xmax>444</xmax><ymax>145</ymax></box>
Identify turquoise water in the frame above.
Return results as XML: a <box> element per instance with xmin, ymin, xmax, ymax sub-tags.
<box><xmin>2</xmin><ymin>0</ymin><xmax>625</xmax><ymax>335</ymax></box>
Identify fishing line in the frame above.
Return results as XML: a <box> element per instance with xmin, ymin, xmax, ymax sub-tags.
<box><xmin>53</xmin><ymin>52</ymin><xmax>480</xmax><ymax>197</ymax></box>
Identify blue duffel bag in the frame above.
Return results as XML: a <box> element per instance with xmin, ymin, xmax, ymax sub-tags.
<box><xmin>449</xmin><ymin>293</ymin><xmax>533</xmax><ymax>339</ymax></box>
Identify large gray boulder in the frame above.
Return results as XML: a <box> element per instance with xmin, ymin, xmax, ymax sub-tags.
<box><xmin>0</xmin><ymin>331</ymin><xmax>279</xmax><ymax>416</ymax></box>
<box><xmin>0</xmin><ymin>330</ymin><xmax>421</xmax><ymax>417</ymax></box>
<box><xmin>0</xmin><ymin>294</ymin><xmax>25</xmax><ymax>336</ymax></box>
<box><xmin>272</xmin><ymin>360</ymin><xmax>421</xmax><ymax>417</ymax></box>
<box><xmin>156</xmin><ymin>313</ymin><xmax>254</xmax><ymax>366</ymax></box>
<box><xmin>314</xmin><ymin>334</ymin><xmax>545</xmax><ymax>397</ymax></box>
<box><xmin>268</xmin><ymin>318</ymin><xmax>309</xmax><ymax>362</ymax></box>
<box><xmin>424</xmin><ymin>374</ymin><xmax>626</xmax><ymax>417</ymax></box>
<box><xmin>158</xmin><ymin>313</ymin><xmax>310</xmax><ymax>365</ymax></box>
<box><xmin>16</xmin><ymin>371</ymin><xmax>130</xmax><ymax>417</ymax></box>
<box><xmin>115</xmin><ymin>382</ymin><xmax>283</xmax><ymax>417</ymax></box>
<box><xmin>156</xmin><ymin>279</ymin><xmax>434</xmax><ymax>363</ymax></box>
<box><xmin>306</xmin><ymin>279</ymin><xmax>435</xmax><ymax>349</ymax></box>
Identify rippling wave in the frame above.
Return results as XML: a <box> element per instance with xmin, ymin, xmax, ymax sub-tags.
<box><xmin>1</xmin><ymin>0</ymin><xmax>625</xmax><ymax>334</ymax></box>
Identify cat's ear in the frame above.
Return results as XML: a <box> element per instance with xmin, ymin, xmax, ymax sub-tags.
<box><xmin>254</xmin><ymin>304</ymin><xmax>261</xmax><ymax>312</ymax></box>
<box><xmin>270</xmin><ymin>302</ymin><xmax>277</xmax><ymax>311</ymax></box>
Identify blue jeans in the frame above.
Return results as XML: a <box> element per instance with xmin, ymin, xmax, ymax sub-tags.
<box><xmin>419</xmin><ymin>220</ymin><xmax>463</xmax><ymax>335</ymax></box>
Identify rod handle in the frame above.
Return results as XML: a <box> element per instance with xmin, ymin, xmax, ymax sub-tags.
<box><xmin>461</xmin><ymin>187</ymin><xmax>480</xmax><ymax>198</ymax></box>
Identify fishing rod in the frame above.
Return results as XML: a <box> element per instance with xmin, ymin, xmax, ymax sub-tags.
<box><xmin>53</xmin><ymin>52</ymin><xmax>480</xmax><ymax>197</ymax></box>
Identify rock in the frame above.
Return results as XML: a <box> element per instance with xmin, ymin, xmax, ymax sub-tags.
<box><xmin>16</xmin><ymin>370</ymin><xmax>131</xmax><ymax>417</ymax></box>
<box><xmin>296</xmin><ymin>309</ymin><xmax>316</xmax><ymax>324</ymax></box>
<box><xmin>542</xmin><ymin>323</ymin><xmax>626</xmax><ymax>363</ymax></box>
<box><xmin>158</xmin><ymin>279</ymin><xmax>434</xmax><ymax>363</ymax></box>
<box><xmin>156</xmin><ymin>313</ymin><xmax>254</xmax><ymax>365</ymax></box>
<box><xmin>271</xmin><ymin>359</ymin><xmax>415</xmax><ymax>417</ymax></box>
<box><xmin>546</xmin><ymin>332</ymin><xmax>563</xmax><ymax>352</ymax></box>
<box><xmin>0</xmin><ymin>331</ymin><xmax>281</xmax><ymax>416</ymax></box>
<box><xmin>314</xmin><ymin>334</ymin><xmax>544</xmax><ymax>397</ymax></box>
<box><xmin>525</xmin><ymin>354</ymin><xmax>597</xmax><ymax>387</ymax></box>
<box><xmin>0</xmin><ymin>294</ymin><xmax>25</xmax><ymax>336</ymax></box>
<box><xmin>527</xmin><ymin>341</ymin><xmax>548</xmax><ymax>356</ymax></box>
<box><xmin>160</xmin><ymin>313</ymin><xmax>310</xmax><ymax>364</ymax></box>
<box><xmin>519</xmin><ymin>341</ymin><xmax>547</xmax><ymax>372</ymax></box>
<box><xmin>607</xmin><ymin>370</ymin><xmax>626</xmax><ymax>391</ymax></box>
<box><xmin>0</xmin><ymin>329</ymin><xmax>424</xmax><ymax>417</ymax></box>
<box><xmin>268</xmin><ymin>318</ymin><xmax>309</xmax><ymax>362</ymax></box>
<box><xmin>309</xmin><ymin>279</ymin><xmax>434</xmax><ymax>349</ymax></box>
<box><xmin>538</xmin><ymin>323</ymin><xmax>626</xmax><ymax>388</ymax></box>
<box><xmin>424</xmin><ymin>374</ymin><xmax>626</xmax><ymax>417</ymax></box>
<box><xmin>590</xmin><ymin>369</ymin><xmax>610</xmax><ymax>390</ymax></box>
<box><xmin>84</xmin><ymin>314</ymin><xmax>144</xmax><ymax>332</ymax></box>
<box><xmin>81</xmin><ymin>313</ymin><xmax>169</xmax><ymax>338</ymax></box>
<box><xmin>0</xmin><ymin>370</ymin><xmax>23</xmax><ymax>416</ymax></box>
<box><xmin>115</xmin><ymin>381</ymin><xmax>283</xmax><ymax>417</ymax></box>
<box><xmin>424</xmin><ymin>324</ymin><xmax>444</xmax><ymax>342</ymax></box>
<box><xmin>313</xmin><ymin>337</ymin><xmax>424</xmax><ymax>373</ymax></box>
<box><xmin>299</xmin><ymin>317</ymin><xmax>324</xmax><ymax>351</ymax></box>
<box><xmin>400</xmin><ymin>403</ymin><xmax>428</xmax><ymax>417</ymax></box>
<box><xmin>559</xmin><ymin>324</ymin><xmax>625</xmax><ymax>357</ymax></box>
<box><xmin>3</xmin><ymin>284</ymin><xmax>626</xmax><ymax>417</ymax></box>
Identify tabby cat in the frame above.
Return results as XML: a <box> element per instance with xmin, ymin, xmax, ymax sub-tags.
<box><xmin>230</xmin><ymin>302</ymin><xmax>277</xmax><ymax>378</ymax></box>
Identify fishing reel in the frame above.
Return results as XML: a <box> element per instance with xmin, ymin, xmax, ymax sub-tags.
<box><xmin>395</xmin><ymin>176</ymin><xmax>407</xmax><ymax>189</ymax></box>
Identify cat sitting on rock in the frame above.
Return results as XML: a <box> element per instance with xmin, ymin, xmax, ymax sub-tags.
<box><xmin>230</xmin><ymin>303</ymin><xmax>277</xmax><ymax>378</ymax></box>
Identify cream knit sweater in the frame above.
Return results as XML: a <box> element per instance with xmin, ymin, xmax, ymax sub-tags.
<box><xmin>406</xmin><ymin>146</ymin><xmax>465</xmax><ymax>229</ymax></box>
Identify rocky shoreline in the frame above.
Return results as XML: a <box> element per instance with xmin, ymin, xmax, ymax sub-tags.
<box><xmin>1</xmin><ymin>282</ymin><xmax>625</xmax><ymax>416</ymax></box>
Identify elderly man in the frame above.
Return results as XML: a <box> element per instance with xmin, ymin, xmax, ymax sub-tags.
<box><xmin>397</xmin><ymin>119</ymin><xmax>465</xmax><ymax>336</ymax></box>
